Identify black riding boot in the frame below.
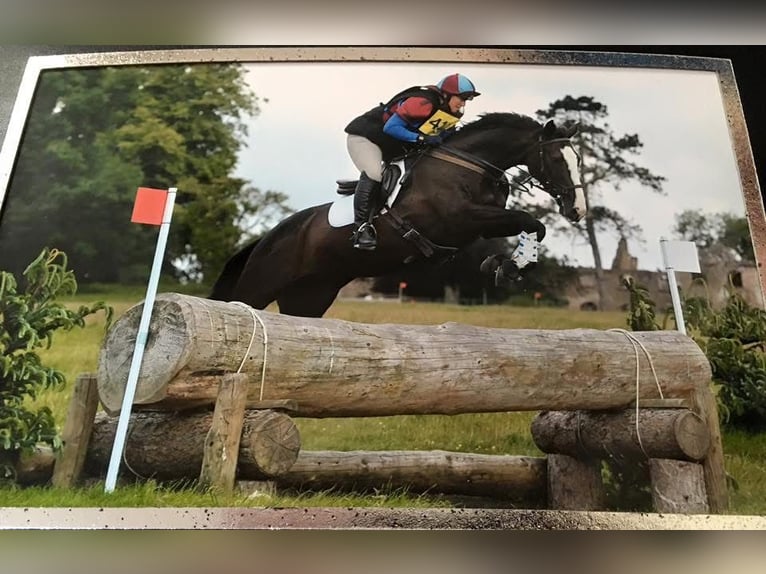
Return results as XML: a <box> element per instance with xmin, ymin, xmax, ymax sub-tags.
<box><xmin>352</xmin><ymin>172</ymin><xmax>380</xmax><ymax>250</ymax></box>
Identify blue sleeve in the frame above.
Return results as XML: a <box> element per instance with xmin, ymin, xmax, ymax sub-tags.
<box><xmin>383</xmin><ymin>113</ymin><xmax>420</xmax><ymax>142</ymax></box>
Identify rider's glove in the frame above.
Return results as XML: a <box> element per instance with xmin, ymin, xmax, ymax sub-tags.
<box><xmin>417</xmin><ymin>134</ymin><xmax>443</xmax><ymax>147</ymax></box>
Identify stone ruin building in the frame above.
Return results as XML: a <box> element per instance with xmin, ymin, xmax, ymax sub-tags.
<box><xmin>564</xmin><ymin>237</ymin><xmax>763</xmax><ymax>312</ymax></box>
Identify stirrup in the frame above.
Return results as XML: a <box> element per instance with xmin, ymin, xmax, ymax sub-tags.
<box><xmin>353</xmin><ymin>222</ymin><xmax>377</xmax><ymax>250</ymax></box>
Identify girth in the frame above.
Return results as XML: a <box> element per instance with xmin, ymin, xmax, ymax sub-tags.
<box><xmin>383</xmin><ymin>209</ymin><xmax>458</xmax><ymax>263</ymax></box>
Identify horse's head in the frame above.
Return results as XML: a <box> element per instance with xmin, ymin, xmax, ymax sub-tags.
<box><xmin>528</xmin><ymin>120</ymin><xmax>586</xmax><ymax>223</ymax></box>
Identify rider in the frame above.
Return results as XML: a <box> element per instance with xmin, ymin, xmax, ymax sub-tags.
<box><xmin>344</xmin><ymin>73</ymin><xmax>481</xmax><ymax>250</ymax></box>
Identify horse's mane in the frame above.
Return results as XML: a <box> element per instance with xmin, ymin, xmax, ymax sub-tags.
<box><xmin>452</xmin><ymin>112</ymin><xmax>541</xmax><ymax>140</ymax></box>
<box><xmin>456</xmin><ymin>112</ymin><xmax>541</xmax><ymax>134</ymax></box>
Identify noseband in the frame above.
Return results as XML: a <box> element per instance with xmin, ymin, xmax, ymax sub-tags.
<box><xmin>534</xmin><ymin>137</ymin><xmax>584</xmax><ymax>199</ymax></box>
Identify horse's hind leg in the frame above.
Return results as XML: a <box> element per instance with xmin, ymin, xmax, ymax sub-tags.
<box><xmin>276</xmin><ymin>276</ymin><xmax>347</xmax><ymax>318</ymax></box>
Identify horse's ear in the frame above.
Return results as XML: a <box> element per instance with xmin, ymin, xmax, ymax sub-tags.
<box><xmin>543</xmin><ymin>119</ymin><xmax>557</xmax><ymax>137</ymax></box>
<box><xmin>564</xmin><ymin>122</ymin><xmax>580</xmax><ymax>138</ymax></box>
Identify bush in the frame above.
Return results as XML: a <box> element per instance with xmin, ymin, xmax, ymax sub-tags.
<box><xmin>623</xmin><ymin>275</ymin><xmax>766</xmax><ymax>429</ymax></box>
<box><xmin>0</xmin><ymin>248</ymin><xmax>111</xmax><ymax>480</ymax></box>
<box><xmin>685</xmin><ymin>294</ymin><xmax>766</xmax><ymax>429</ymax></box>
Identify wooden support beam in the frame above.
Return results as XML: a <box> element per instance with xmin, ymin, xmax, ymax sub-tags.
<box><xmin>531</xmin><ymin>409</ymin><xmax>711</xmax><ymax>462</ymax></box>
<box><xmin>276</xmin><ymin>450</ymin><xmax>547</xmax><ymax>502</ymax></box>
<box><xmin>546</xmin><ymin>454</ymin><xmax>605</xmax><ymax>511</ymax></box>
<box><xmin>52</xmin><ymin>373</ymin><xmax>100</xmax><ymax>488</ymax></box>
<box><xmin>649</xmin><ymin>459</ymin><xmax>709</xmax><ymax>514</ymax></box>
<box><xmin>199</xmin><ymin>373</ymin><xmax>249</xmax><ymax>493</ymax></box>
<box><xmin>691</xmin><ymin>384</ymin><xmax>728</xmax><ymax>512</ymax></box>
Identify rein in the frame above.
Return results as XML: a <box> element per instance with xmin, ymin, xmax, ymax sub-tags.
<box><xmin>428</xmin><ymin>145</ymin><xmax>508</xmax><ymax>180</ymax></box>
<box><xmin>430</xmin><ymin>137</ymin><xmax>582</xmax><ymax>198</ymax></box>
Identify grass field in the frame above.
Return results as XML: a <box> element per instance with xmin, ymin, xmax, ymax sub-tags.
<box><xmin>4</xmin><ymin>287</ymin><xmax>765</xmax><ymax>515</ymax></box>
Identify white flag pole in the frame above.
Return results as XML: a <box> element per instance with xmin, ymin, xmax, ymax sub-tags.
<box><xmin>660</xmin><ymin>238</ymin><xmax>687</xmax><ymax>336</ymax></box>
<box><xmin>105</xmin><ymin>187</ymin><xmax>177</xmax><ymax>493</ymax></box>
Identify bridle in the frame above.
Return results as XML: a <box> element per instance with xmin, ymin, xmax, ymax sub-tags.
<box><xmin>531</xmin><ymin>137</ymin><xmax>584</xmax><ymax>198</ymax></box>
<box><xmin>428</xmin><ymin>137</ymin><xmax>583</xmax><ymax>202</ymax></box>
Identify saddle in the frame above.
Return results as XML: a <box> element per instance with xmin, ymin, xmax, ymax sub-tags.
<box><xmin>336</xmin><ymin>155</ymin><xmax>418</xmax><ymax>200</ymax></box>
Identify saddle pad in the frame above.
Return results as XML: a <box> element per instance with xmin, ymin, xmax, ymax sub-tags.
<box><xmin>327</xmin><ymin>160</ymin><xmax>407</xmax><ymax>228</ymax></box>
<box><xmin>327</xmin><ymin>194</ymin><xmax>355</xmax><ymax>228</ymax></box>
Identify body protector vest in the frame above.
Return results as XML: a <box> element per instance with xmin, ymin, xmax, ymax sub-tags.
<box><xmin>345</xmin><ymin>85</ymin><xmax>460</xmax><ymax>161</ymax></box>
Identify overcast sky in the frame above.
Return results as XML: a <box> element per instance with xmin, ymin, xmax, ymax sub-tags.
<box><xmin>233</xmin><ymin>62</ymin><xmax>746</xmax><ymax>271</ymax></box>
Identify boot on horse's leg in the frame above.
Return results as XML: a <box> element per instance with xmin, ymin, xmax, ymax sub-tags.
<box><xmin>352</xmin><ymin>172</ymin><xmax>381</xmax><ymax>250</ymax></box>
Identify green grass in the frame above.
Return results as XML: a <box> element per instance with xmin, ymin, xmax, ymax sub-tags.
<box><xmin>6</xmin><ymin>292</ymin><xmax>766</xmax><ymax>514</ymax></box>
<box><xmin>0</xmin><ymin>480</ymin><xmax>448</xmax><ymax>509</ymax></box>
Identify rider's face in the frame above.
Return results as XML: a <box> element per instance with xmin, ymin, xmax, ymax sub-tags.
<box><xmin>447</xmin><ymin>94</ymin><xmax>471</xmax><ymax>115</ymax></box>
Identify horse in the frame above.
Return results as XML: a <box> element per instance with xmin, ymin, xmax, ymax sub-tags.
<box><xmin>209</xmin><ymin>112</ymin><xmax>585</xmax><ymax>317</ymax></box>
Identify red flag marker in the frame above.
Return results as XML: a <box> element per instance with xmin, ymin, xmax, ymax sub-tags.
<box><xmin>131</xmin><ymin>187</ymin><xmax>169</xmax><ymax>225</ymax></box>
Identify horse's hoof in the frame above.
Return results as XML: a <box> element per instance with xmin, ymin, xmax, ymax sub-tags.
<box><xmin>495</xmin><ymin>260</ymin><xmax>523</xmax><ymax>286</ymax></box>
<box><xmin>480</xmin><ymin>255</ymin><xmax>501</xmax><ymax>275</ymax></box>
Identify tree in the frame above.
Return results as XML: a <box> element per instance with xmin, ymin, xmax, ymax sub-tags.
<box><xmin>674</xmin><ymin>209</ymin><xmax>755</xmax><ymax>262</ymax></box>
<box><xmin>0</xmin><ymin>249</ymin><xmax>110</xmax><ymax>480</ymax></box>
<box><xmin>526</xmin><ymin>95</ymin><xmax>666</xmax><ymax>309</ymax></box>
<box><xmin>0</xmin><ymin>64</ymin><xmax>292</xmax><ymax>284</ymax></box>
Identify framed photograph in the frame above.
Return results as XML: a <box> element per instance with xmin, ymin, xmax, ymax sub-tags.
<box><xmin>0</xmin><ymin>46</ymin><xmax>764</xmax><ymax>529</ymax></box>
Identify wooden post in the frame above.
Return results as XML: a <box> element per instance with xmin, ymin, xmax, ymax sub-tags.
<box><xmin>52</xmin><ymin>373</ymin><xmax>100</xmax><ymax>488</ymax></box>
<box><xmin>649</xmin><ymin>459</ymin><xmax>709</xmax><ymax>514</ymax></box>
<box><xmin>547</xmin><ymin>454</ymin><xmax>605</xmax><ymax>511</ymax></box>
<box><xmin>199</xmin><ymin>373</ymin><xmax>249</xmax><ymax>493</ymax></box>
<box><xmin>691</xmin><ymin>382</ymin><xmax>729</xmax><ymax>512</ymax></box>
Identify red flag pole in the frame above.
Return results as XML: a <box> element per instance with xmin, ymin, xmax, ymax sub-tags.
<box><xmin>105</xmin><ymin>187</ymin><xmax>176</xmax><ymax>492</ymax></box>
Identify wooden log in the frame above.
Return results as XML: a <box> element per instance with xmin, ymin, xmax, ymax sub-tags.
<box><xmin>546</xmin><ymin>453</ymin><xmax>605</xmax><ymax>511</ymax></box>
<box><xmin>199</xmin><ymin>373</ymin><xmax>249</xmax><ymax>492</ymax></box>
<box><xmin>84</xmin><ymin>409</ymin><xmax>300</xmax><ymax>481</ymax></box>
<box><xmin>14</xmin><ymin>445</ymin><xmax>545</xmax><ymax>504</ymax></box>
<box><xmin>52</xmin><ymin>373</ymin><xmax>100</xmax><ymax>487</ymax></box>
<box><xmin>275</xmin><ymin>450</ymin><xmax>547</xmax><ymax>502</ymax></box>
<box><xmin>15</xmin><ymin>445</ymin><xmax>55</xmax><ymax>485</ymax></box>
<box><xmin>531</xmin><ymin>409</ymin><xmax>711</xmax><ymax>462</ymax></box>
<box><xmin>649</xmin><ymin>459</ymin><xmax>709</xmax><ymax>514</ymax></box>
<box><xmin>97</xmin><ymin>293</ymin><xmax>712</xmax><ymax>417</ymax></box>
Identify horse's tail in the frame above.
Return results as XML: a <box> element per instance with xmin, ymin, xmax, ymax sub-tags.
<box><xmin>208</xmin><ymin>238</ymin><xmax>261</xmax><ymax>301</ymax></box>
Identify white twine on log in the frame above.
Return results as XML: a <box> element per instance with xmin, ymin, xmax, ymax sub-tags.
<box><xmin>122</xmin><ymin>423</ymin><xmax>150</xmax><ymax>480</ymax></box>
<box><xmin>608</xmin><ymin>328</ymin><xmax>665</xmax><ymax>459</ymax></box>
<box><xmin>324</xmin><ymin>327</ymin><xmax>335</xmax><ymax>375</ymax></box>
<box><xmin>229</xmin><ymin>301</ymin><xmax>269</xmax><ymax>401</ymax></box>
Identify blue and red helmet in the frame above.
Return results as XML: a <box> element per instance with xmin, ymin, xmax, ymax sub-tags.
<box><xmin>436</xmin><ymin>73</ymin><xmax>480</xmax><ymax>99</ymax></box>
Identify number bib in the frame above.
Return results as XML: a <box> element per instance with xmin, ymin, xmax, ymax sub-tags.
<box><xmin>418</xmin><ymin>109</ymin><xmax>460</xmax><ymax>135</ymax></box>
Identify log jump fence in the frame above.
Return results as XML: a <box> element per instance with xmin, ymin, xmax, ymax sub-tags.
<box><xmin>47</xmin><ymin>293</ymin><xmax>726</xmax><ymax>513</ymax></box>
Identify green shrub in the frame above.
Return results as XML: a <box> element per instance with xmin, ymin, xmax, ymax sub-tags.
<box><xmin>0</xmin><ymin>248</ymin><xmax>111</xmax><ymax>480</ymax></box>
<box><xmin>685</xmin><ymin>294</ymin><xmax>766</xmax><ymax>429</ymax></box>
<box><xmin>623</xmin><ymin>276</ymin><xmax>766</xmax><ymax>429</ymax></box>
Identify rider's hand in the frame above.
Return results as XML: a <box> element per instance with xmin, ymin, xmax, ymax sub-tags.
<box><xmin>417</xmin><ymin>134</ymin><xmax>443</xmax><ymax>147</ymax></box>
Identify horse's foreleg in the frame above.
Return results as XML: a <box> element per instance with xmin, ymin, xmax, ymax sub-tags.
<box><xmin>464</xmin><ymin>206</ymin><xmax>546</xmax><ymax>242</ymax></box>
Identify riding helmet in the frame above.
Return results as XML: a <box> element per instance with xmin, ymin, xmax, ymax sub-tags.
<box><xmin>436</xmin><ymin>73</ymin><xmax>481</xmax><ymax>99</ymax></box>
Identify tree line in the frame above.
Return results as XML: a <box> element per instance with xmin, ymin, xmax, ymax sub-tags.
<box><xmin>0</xmin><ymin>63</ymin><xmax>291</xmax><ymax>284</ymax></box>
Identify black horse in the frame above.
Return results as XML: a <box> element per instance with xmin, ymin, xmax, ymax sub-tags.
<box><xmin>210</xmin><ymin>112</ymin><xmax>585</xmax><ymax>317</ymax></box>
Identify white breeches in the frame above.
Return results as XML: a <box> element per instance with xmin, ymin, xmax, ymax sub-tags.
<box><xmin>346</xmin><ymin>134</ymin><xmax>384</xmax><ymax>182</ymax></box>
